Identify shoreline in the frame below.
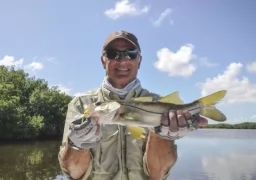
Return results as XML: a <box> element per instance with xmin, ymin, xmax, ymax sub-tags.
<box><xmin>199</xmin><ymin>128</ymin><xmax>256</xmax><ymax>130</ymax></box>
<box><xmin>0</xmin><ymin>137</ymin><xmax>62</xmax><ymax>145</ymax></box>
<box><xmin>1</xmin><ymin>128</ymin><xmax>256</xmax><ymax>143</ymax></box>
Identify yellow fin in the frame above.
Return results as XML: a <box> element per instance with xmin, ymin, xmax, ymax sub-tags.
<box><xmin>84</xmin><ymin>103</ymin><xmax>96</xmax><ymax>117</ymax></box>
<box><xmin>158</xmin><ymin>91</ymin><xmax>184</xmax><ymax>104</ymax></box>
<box><xmin>120</xmin><ymin>114</ymin><xmax>146</xmax><ymax>139</ymax></box>
<box><xmin>84</xmin><ymin>108</ymin><xmax>89</xmax><ymax>116</ymax></box>
<box><xmin>132</xmin><ymin>96</ymin><xmax>153</xmax><ymax>102</ymax></box>
<box><xmin>127</xmin><ymin>126</ymin><xmax>146</xmax><ymax>139</ymax></box>
<box><xmin>197</xmin><ymin>90</ymin><xmax>227</xmax><ymax>121</ymax></box>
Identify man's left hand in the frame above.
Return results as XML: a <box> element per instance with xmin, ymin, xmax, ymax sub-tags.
<box><xmin>155</xmin><ymin>110</ymin><xmax>208</xmax><ymax>140</ymax></box>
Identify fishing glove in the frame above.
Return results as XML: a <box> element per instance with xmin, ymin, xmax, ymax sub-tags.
<box><xmin>68</xmin><ymin>114</ymin><xmax>102</xmax><ymax>150</ymax></box>
<box><xmin>154</xmin><ymin>115</ymin><xmax>199</xmax><ymax>140</ymax></box>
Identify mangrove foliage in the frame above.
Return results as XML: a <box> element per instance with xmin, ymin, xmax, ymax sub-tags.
<box><xmin>0</xmin><ymin>66</ymin><xmax>72</xmax><ymax>141</ymax></box>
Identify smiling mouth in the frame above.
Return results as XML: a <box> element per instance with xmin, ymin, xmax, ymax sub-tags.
<box><xmin>116</xmin><ymin>68</ymin><xmax>130</xmax><ymax>71</ymax></box>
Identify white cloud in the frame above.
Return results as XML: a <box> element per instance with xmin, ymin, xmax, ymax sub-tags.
<box><xmin>0</xmin><ymin>55</ymin><xmax>52</xmax><ymax>72</ymax></box>
<box><xmin>154</xmin><ymin>44</ymin><xmax>196</xmax><ymax>77</ymax></box>
<box><xmin>198</xmin><ymin>57</ymin><xmax>219</xmax><ymax>67</ymax></box>
<box><xmin>0</xmin><ymin>55</ymin><xmax>23</xmax><ymax>68</ymax></box>
<box><xmin>151</xmin><ymin>8</ymin><xmax>172</xmax><ymax>27</ymax></box>
<box><xmin>228</xmin><ymin>115</ymin><xmax>256</xmax><ymax>124</ymax></box>
<box><xmin>251</xmin><ymin>114</ymin><xmax>256</xmax><ymax>119</ymax></box>
<box><xmin>198</xmin><ymin>62</ymin><xmax>256</xmax><ymax>104</ymax></box>
<box><xmin>25</xmin><ymin>62</ymin><xmax>44</xmax><ymax>71</ymax></box>
<box><xmin>74</xmin><ymin>92</ymin><xmax>84</xmax><ymax>97</ymax></box>
<box><xmin>46</xmin><ymin>57</ymin><xmax>56</xmax><ymax>63</ymax></box>
<box><xmin>32</xmin><ymin>56</ymin><xmax>58</xmax><ymax>64</ymax></box>
<box><xmin>246</xmin><ymin>61</ymin><xmax>256</xmax><ymax>73</ymax></box>
<box><xmin>104</xmin><ymin>0</ymin><xmax>150</xmax><ymax>20</ymax></box>
<box><xmin>55</xmin><ymin>84</ymin><xmax>72</xmax><ymax>94</ymax></box>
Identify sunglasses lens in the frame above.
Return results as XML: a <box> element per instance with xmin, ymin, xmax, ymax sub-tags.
<box><xmin>105</xmin><ymin>51</ymin><xmax>118</xmax><ymax>59</ymax></box>
<box><xmin>125</xmin><ymin>51</ymin><xmax>138</xmax><ymax>59</ymax></box>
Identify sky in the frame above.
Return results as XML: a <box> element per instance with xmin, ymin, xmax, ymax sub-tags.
<box><xmin>0</xmin><ymin>0</ymin><xmax>255</xmax><ymax>124</ymax></box>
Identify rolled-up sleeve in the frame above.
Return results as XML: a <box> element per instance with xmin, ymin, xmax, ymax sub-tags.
<box><xmin>142</xmin><ymin>143</ymin><xmax>178</xmax><ymax>180</ymax></box>
<box><xmin>59</xmin><ymin>96</ymin><xmax>94</xmax><ymax>179</ymax></box>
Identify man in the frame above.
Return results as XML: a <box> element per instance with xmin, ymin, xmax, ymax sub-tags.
<box><xmin>58</xmin><ymin>30</ymin><xmax>208</xmax><ymax>180</ymax></box>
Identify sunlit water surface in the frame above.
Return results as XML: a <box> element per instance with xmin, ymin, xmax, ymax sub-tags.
<box><xmin>0</xmin><ymin>129</ymin><xmax>255</xmax><ymax>180</ymax></box>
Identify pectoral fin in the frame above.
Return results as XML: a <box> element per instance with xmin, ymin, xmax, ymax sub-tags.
<box><xmin>119</xmin><ymin>113</ymin><xmax>146</xmax><ymax>139</ymax></box>
<box><xmin>127</xmin><ymin>126</ymin><xmax>146</xmax><ymax>139</ymax></box>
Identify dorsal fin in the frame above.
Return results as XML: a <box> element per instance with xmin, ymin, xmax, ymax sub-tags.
<box><xmin>158</xmin><ymin>91</ymin><xmax>184</xmax><ymax>104</ymax></box>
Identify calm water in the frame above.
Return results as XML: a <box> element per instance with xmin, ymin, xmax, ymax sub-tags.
<box><xmin>0</xmin><ymin>129</ymin><xmax>256</xmax><ymax>180</ymax></box>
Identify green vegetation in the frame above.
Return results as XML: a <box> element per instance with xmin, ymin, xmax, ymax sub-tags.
<box><xmin>203</xmin><ymin>122</ymin><xmax>256</xmax><ymax>129</ymax></box>
<box><xmin>0</xmin><ymin>65</ymin><xmax>72</xmax><ymax>141</ymax></box>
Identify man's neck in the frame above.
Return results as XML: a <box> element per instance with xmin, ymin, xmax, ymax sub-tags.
<box><xmin>107</xmin><ymin>78</ymin><xmax>136</xmax><ymax>89</ymax></box>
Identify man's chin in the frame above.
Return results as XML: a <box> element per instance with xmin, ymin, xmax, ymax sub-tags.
<box><xmin>115</xmin><ymin>70</ymin><xmax>130</xmax><ymax>76</ymax></box>
<box><xmin>114</xmin><ymin>72</ymin><xmax>131</xmax><ymax>78</ymax></box>
<box><xmin>116</xmin><ymin>77</ymin><xmax>134</xmax><ymax>85</ymax></box>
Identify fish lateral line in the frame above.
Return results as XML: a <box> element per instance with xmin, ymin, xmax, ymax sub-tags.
<box><xmin>119</xmin><ymin>103</ymin><xmax>164</xmax><ymax>114</ymax></box>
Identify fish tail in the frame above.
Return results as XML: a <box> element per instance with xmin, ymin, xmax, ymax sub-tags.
<box><xmin>127</xmin><ymin>126</ymin><xmax>146</xmax><ymax>139</ymax></box>
<box><xmin>197</xmin><ymin>90</ymin><xmax>227</xmax><ymax>121</ymax></box>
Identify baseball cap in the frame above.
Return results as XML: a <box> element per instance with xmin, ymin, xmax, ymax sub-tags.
<box><xmin>102</xmin><ymin>30</ymin><xmax>141</xmax><ymax>52</ymax></box>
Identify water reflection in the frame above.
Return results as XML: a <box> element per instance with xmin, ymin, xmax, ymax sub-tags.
<box><xmin>0</xmin><ymin>140</ymin><xmax>63</xmax><ymax>180</ymax></box>
<box><xmin>202</xmin><ymin>153</ymin><xmax>256</xmax><ymax>180</ymax></box>
<box><xmin>168</xmin><ymin>129</ymin><xmax>256</xmax><ymax>180</ymax></box>
<box><xmin>0</xmin><ymin>129</ymin><xmax>255</xmax><ymax>180</ymax></box>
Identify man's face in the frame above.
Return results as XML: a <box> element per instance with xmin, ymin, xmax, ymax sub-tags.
<box><xmin>101</xmin><ymin>38</ymin><xmax>142</xmax><ymax>88</ymax></box>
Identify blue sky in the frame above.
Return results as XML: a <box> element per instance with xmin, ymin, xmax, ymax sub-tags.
<box><xmin>0</xmin><ymin>0</ymin><xmax>255</xmax><ymax>124</ymax></box>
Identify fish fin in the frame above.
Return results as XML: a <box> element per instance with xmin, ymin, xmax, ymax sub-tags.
<box><xmin>132</xmin><ymin>96</ymin><xmax>153</xmax><ymax>102</ymax></box>
<box><xmin>84</xmin><ymin>103</ymin><xmax>97</xmax><ymax>118</ymax></box>
<box><xmin>127</xmin><ymin>126</ymin><xmax>146</xmax><ymax>139</ymax></box>
<box><xmin>84</xmin><ymin>108</ymin><xmax>89</xmax><ymax>116</ymax></box>
<box><xmin>120</xmin><ymin>114</ymin><xmax>146</xmax><ymax>139</ymax></box>
<box><xmin>158</xmin><ymin>91</ymin><xmax>184</xmax><ymax>104</ymax></box>
<box><xmin>82</xmin><ymin>106</ymin><xmax>93</xmax><ymax>123</ymax></box>
<box><xmin>84</xmin><ymin>106</ymin><xmax>92</xmax><ymax>117</ymax></box>
<box><xmin>197</xmin><ymin>90</ymin><xmax>227</xmax><ymax>121</ymax></box>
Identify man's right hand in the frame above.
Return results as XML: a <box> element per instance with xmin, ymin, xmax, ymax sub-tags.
<box><xmin>68</xmin><ymin>114</ymin><xmax>102</xmax><ymax>150</ymax></box>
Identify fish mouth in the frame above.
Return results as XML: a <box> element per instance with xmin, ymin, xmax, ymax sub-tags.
<box><xmin>94</xmin><ymin>102</ymin><xmax>121</xmax><ymax>124</ymax></box>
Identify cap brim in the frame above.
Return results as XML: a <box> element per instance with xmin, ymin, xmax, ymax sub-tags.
<box><xmin>103</xmin><ymin>36</ymin><xmax>139</xmax><ymax>51</ymax></box>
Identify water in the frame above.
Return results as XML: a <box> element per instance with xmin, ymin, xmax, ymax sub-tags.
<box><xmin>0</xmin><ymin>129</ymin><xmax>256</xmax><ymax>180</ymax></box>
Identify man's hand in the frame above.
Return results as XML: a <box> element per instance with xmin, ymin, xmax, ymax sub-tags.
<box><xmin>68</xmin><ymin>114</ymin><xmax>102</xmax><ymax>150</ymax></box>
<box><xmin>155</xmin><ymin>110</ymin><xmax>208</xmax><ymax>140</ymax></box>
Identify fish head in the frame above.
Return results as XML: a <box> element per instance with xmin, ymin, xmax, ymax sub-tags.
<box><xmin>87</xmin><ymin>101</ymin><xmax>121</xmax><ymax>124</ymax></box>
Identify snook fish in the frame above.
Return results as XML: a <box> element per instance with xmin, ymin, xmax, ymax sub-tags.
<box><xmin>84</xmin><ymin>90</ymin><xmax>227</xmax><ymax>139</ymax></box>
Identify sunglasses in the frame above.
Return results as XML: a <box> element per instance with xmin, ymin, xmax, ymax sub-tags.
<box><xmin>103</xmin><ymin>49</ymin><xmax>140</xmax><ymax>60</ymax></box>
